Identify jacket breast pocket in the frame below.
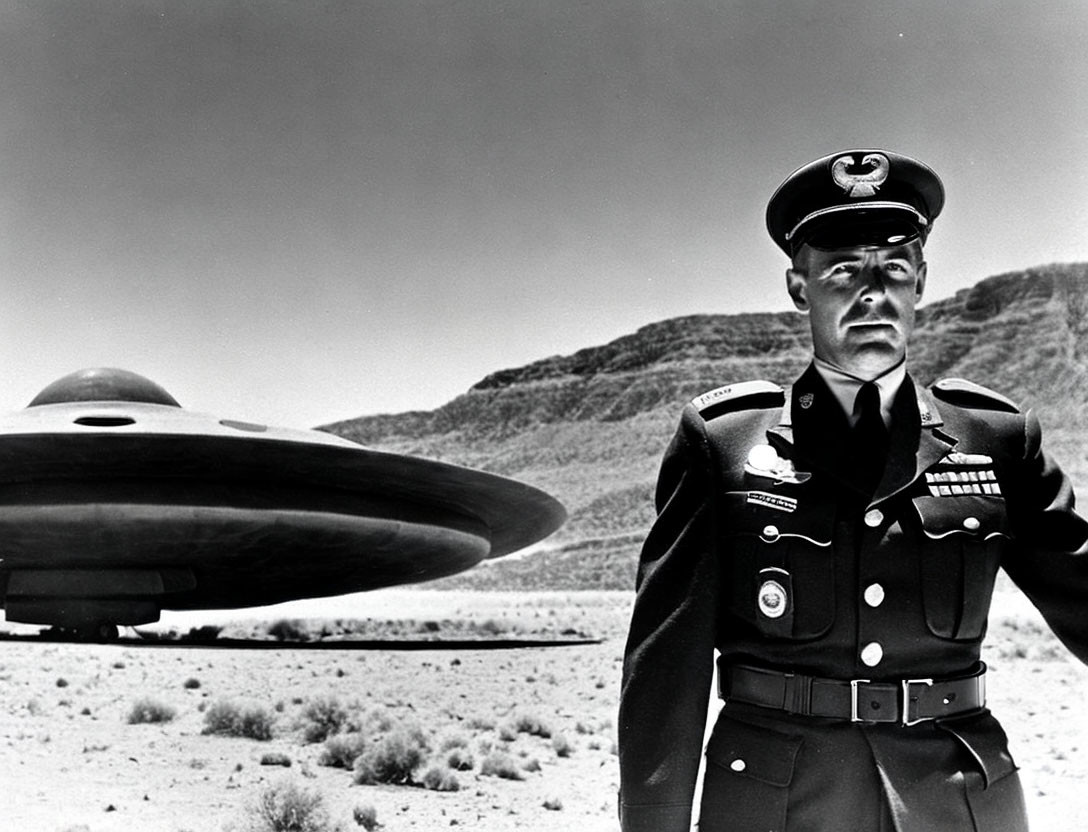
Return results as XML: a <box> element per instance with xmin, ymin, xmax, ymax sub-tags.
<box><xmin>913</xmin><ymin>495</ymin><xmax>1013</xmax><ymax>641</ymax></box>
<box><xmin>700</xmin><ymin>712</ymin><xmax>803</xmax><ymax>832</ymax></box>
<box><xmin>720</xmin><ymin>491</ymin><xmax>835</xmax><ymax>640</ymax></box>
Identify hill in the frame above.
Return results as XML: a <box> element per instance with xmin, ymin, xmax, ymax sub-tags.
<box><xmin>322</xmin><ymin>263</ymin><xmax>1088</xmax><ymax>590</ymax></box>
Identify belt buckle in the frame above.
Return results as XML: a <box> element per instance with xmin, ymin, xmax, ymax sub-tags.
<box><xmin>849</xmin><ymin>678</ymin><xmax>870</xmax><ymax>723</ymax></box>
<box><xmin>901</xmin><ymin>678</ymin><xmax>934</xmax><ymax>726</ymax></box>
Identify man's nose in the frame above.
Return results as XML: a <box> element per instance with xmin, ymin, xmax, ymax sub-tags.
<box><xmin>857</xmin><ymin>258</ymin><xmax>889</xmax><ymax>300</ymax></box>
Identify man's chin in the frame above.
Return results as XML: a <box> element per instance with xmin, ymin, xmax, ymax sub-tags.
<box><xmin>822</xmin><ymin>339</ymin><xmax>906</xmax><ymax>377</ymax></box>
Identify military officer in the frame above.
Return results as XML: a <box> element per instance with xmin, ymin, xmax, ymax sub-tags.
<box><xmin>618</xmin><ymin>149</ymin><xmax>1088</xmax><ymax>832</ymax></box>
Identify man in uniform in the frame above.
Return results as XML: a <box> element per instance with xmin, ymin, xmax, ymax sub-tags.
<box><xmin>618</xmin><ymin>149</ymin><xmax>1088</xmax><ymax>832</ymax></box>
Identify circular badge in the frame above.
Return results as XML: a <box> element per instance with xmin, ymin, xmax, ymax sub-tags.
<box><xmin>757</xmin><ymin>580</ymin><xmax>788</xmax><ymax>619</ymax></box>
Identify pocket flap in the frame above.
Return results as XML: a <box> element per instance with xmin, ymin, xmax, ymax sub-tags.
<box><xmin>937</xmin><ymin>711</ymin><xmax>1018</xmax><ymax>788</ymax></box>
<box><xmin>705</xmin><ymin>714</ymin><xmax>803</xmax><ymax>787</ymax></box>
<box><xmin>913</xmin><ymin>495</ymin><xmax>1012</xmax><ymax>541</ymax></box>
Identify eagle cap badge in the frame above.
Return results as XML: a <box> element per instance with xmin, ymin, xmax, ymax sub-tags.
<box><xmin>831</xmin><ymin>152</ymin><xmax>890</xmax><ymax>198</ymax></box>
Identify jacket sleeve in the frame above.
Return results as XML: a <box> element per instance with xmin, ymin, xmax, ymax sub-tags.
<box><xmin>618</xmin><ymin>405</ymin><xmax>722</xmax><ymax>832</ymax></box>
<box><xmin>1001</xmin><ymin>409</ymin><xmax>1088</xmax><ymax>663</ymax></box>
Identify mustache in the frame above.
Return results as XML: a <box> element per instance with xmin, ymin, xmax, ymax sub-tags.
<box><xmin>842</xmin><ymin>303</ymin><xmax>900</xmax><ymax>326</ymax></box>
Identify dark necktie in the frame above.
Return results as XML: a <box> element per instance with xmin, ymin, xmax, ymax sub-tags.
<box><xmin>851</xmin><ymin>381</ymin><xmax>889</xmax><ymax>497</ymax></box>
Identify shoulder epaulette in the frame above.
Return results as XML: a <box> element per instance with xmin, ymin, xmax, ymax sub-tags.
<box><xmin>691</xmin><ymin>380</ymin><xmax>784</xmax><ymax>418</ymax></box>
<box><xmin>931</xmin><ymin>378</ymin><xmax>1020</xmax><ymax>413</ymax></box>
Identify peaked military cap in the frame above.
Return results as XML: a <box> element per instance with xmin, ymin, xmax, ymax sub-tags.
<box><xmin>766</xmin><ymin>149</ymin><xmax>945</xmax><ymax>255</ymax></box>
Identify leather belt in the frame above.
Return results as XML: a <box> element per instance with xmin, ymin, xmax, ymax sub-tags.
<box><xmin>719</xmin><ymin>661</ymin><xmax>987</xmax><ymax>726</ymax></box>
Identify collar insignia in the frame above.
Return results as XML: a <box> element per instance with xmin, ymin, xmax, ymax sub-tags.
<box><xmin>799</xmin><ymin>393</ymin><xmax>815</xmax><ymax>410</ymax></box>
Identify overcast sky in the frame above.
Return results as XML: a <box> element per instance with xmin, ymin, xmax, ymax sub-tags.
<box><xmin>2</xmin><ymin>0</ymin><xmax>1086</xmax><ymax>428</ymax></box>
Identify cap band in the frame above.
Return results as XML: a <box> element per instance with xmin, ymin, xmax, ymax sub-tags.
<box><xmin>784</xmin><ymin>201</ymin><xmax>929</xmax><ymax>243</ymax></box>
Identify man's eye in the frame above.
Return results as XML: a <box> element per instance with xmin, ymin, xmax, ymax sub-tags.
<box><xmin>828</xmin><ymin>263</ymin><xmax>857</xmax><ymax>277</ymax></box>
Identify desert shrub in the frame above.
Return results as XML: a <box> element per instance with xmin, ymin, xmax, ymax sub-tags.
<box><xmin>260</xmin><ymin>752</ymin><xmax>292</xmax><ymax>767</ymax></box>
<box><xmin>465</xmin><ymin>715</ymin><xmax>495</xmax><ymax>731</ymax></box>
<box><xmin>127</xmin><ymin>697</ymin><xmax>177</xmax><ymax>724</ymax></box>
<box><xmin>476</xmin><ymin>618</ymin><xmax>507</xmax><ymax>636</ymax></box>
<box><xmin>186</xmin><ymin>624</ymin><xmax>223</xmax><ymax>641</ymax></box>
<box><xmin>438</xmin><ymin>732</ymin><xmax>469</xmax><ymax>751</ymax></box>
<box><xmin>421</xmin><ymin>765</ymin><xmax>461</xmax><ymax>792</ymax></box>
<box><xmin>352</xmin><ymin>729</ymin><xmax>428</xmax><ymax>785</ymax></box>
<box><xmin>246</xmin><ymin>779</ymin><xmax>341</xmax><ymax>832</ymax></box>
<box><xmin>522</xmin><ymin>757</ymin><xmax>541</xmax><ymax>773</ymax></box>
<box><xmin>446</xmin><ymin>747</ymin><xmax>475</xmax><ymax>771</ymax></box>
<box><xmin>268</xmin><ymin>619</ymin><xmax>311</xmax><ymax>642</ymax></box>
<box><xmin>497</xmin><ymin>723</ymin><xmax>518</xmax><ymax>742</ymax></box>
<box><xmin>184</xmin><ymin>677</ymin><xmax>202</xmax><ymax>690</ymax></box>
<box><xmin>352</xmin><ymin>804</ymin><xmax>380</xmax><ymax>831</ymax></box>
<box><xmin>318</xmin><ymin>734</ymin><xmax>367</xmax><ymax>769</ymax></box>
<box><xmin>203</xmin><ymin>700</ymin><xmax>275</xmax><ymax>740</ymax></box>
<box><xmin>552</xmin><ymin>733</ymin><xmax>573</xmax><ymax>757</ymax></box>
<box><xmin>543</xmin><ymin>796</ymin><xmax>563</xmax><ymax>811</ymax></box>
<box><xmin>479</xmin><ymin>751</ymin><xmax>524</xmax><ymax>781</ymax></box>
<box><xmin>513</xmin><ymin>713</ymin><xmax>552</xmax><ymax>738</ymax></box>
<box><xmin>355</xmin><ymin>708</ymin><xmax>395</xmax><ymax>734</ymax></box>
<box><xmin>56</xmin><ymin>678</ymin><xmax>69</xmax><ymax>688</ymax></box>
<box><xmin>300</xmin><ymin>696</ymin><xmax>349</xmax><ymax>743</ymax></box>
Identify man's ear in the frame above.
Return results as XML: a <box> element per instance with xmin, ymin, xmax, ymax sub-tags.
<box><xmin>786</xmin><ymin>268</ymin><xmax>809</xmax><ymax>311</ymax></box>
<box><xmin>915</xmin><ymin>261</ymin><xmax>928</xmax><ymax>302</ymax></box>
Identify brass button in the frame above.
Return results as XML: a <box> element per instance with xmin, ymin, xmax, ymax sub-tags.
<box><xmin>730</xmin><ymin>758</ymin><xmax>746</xmax><ymax>772</ymax></box>
<box><xmin>963</xmin><ymin>516</ymin><xmax>981</xmax><ymax>531</ymax></box>
<box><xmin>864</xmin><ymin>583</ymin><xmax>885</xmax><ymax>608</ymax></box>
<box><xmin>861</xmin><ymin>642</ymin><xmax>884</xmax><ymax>667</ymax></box>
<box><xmin>864</xmin><ymin>509</ymin><xmax>884</xmax><ymax>528</ymax></box>
<box><xmin>761</xmin><ymin>525</ymin><xmax>780</xmax><ymax>542</ymax></box>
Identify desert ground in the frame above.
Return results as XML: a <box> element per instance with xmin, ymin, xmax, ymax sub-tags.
<box><xmin>0</xmin><ymin>584</ymin><xmax>1084</xmax><ymax>832</ymax></box>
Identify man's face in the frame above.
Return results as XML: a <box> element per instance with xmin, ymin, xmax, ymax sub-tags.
<box><xmin>786</xmin><ymin>242</ymin><xmax>927</xmax><ymax>379</ymax></box>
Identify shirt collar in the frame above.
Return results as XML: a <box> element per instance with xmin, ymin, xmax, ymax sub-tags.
<box><xmin>812</xmin><ymin>356</ymin><xmax>906</xmax><ymax>427</ymax></box>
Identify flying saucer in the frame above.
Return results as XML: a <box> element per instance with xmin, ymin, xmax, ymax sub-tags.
<box><xmin>0</xmin><ymin>368</ymin><xmax>566</xmax><ymax>637</ymax></box>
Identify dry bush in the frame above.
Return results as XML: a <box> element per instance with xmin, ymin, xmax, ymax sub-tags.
<box><xmin>203</xmin><ymin>700</ymin><xmax>276</xmax><ymax>740</ymax></box>
<box><xmin>421</xmin><ymin>765</ymin><xmax>461</xmax><ymax>792</ymax></box>
<box><xmin>552</xmin><ymin>733</ymin><xmax>573</xmax><ymax>757</ymax></box>
<box><xmin>245</xmin><ymin>779</ymin><xmax>342</xmax><ymax>832</ymax></box>
<box><xmin>260</xmin><ymin>752</ymin><xmax>292</xmax><ymax>767</ymax></box>
<box><xmin>352</xmin><ymin>728</ymin><xmax>429</xmax><ymax>785</ymax></box>
<box><xmin>446</xmin><ymin>747</ymin><xmax>475</xmax><ymax>771</ymax></box>
<box><xmin>352</xmin><ymin>805</ymin><xmax>380</xmax><ymax>832</ymax></box>
<box><xmin>513</xmin><ymin>712</ymin><xmax>553</xmax><ymax>738</ymax></box>
<box><xmin>299</xmin><ymin>696</ymin><xmax>350</xmax><ymax>743</ymax></box>
<box><xmin>267</xmin><ymin>619</ymin><xmax>312</xmax><ymax>642</ymax></box>
<box><xmin>127</xmin><ymin>697</ymin><xmax>177</xmax><ymax>724</ymax></box>
<box><xmin>479</xmin><ymin>751</ymin><xmax>524</xmax><ymax>781</ymax></box>
<box><xmin>438</xmin><ymin>732</ymin><xmax>470</xmax><ymax>751</ymax></box>
<box><xmin>317</xmin><ymin>734</ymin><xmax>367</xmax><ymax>769</ymax></box>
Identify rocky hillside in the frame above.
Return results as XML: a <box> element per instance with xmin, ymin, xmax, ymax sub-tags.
<box><xmin>322</xmin><ymin>263</ymin><xmax>1088</xmax><ymax>590</ymax></box>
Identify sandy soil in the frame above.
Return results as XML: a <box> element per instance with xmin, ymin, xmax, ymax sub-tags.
<box><xmin>0</xmin><ymin>588</ymin><xmax>1084</xmax><ymax>832</ymax></box>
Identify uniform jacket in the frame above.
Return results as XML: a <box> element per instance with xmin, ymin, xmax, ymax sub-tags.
<box><xmin>618</xmin><ymin>364</ymin><xmax>1088</xmax><ymax>832</ymax></box>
